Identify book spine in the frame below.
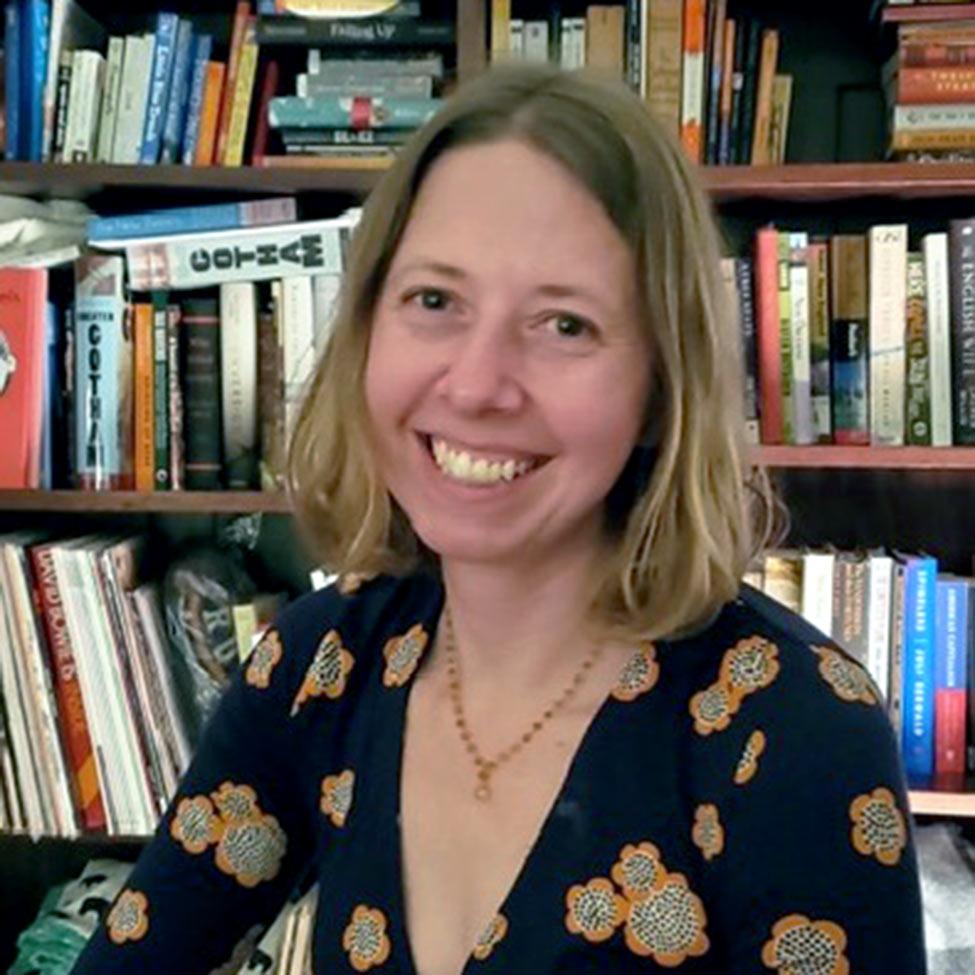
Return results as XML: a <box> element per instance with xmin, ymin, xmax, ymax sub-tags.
<box><xmin>166</xmin><ymin>304</ymin><xmax>184</xmax><ymax>490</ymax></box>
<box><xmin>734</xmin><ymin>257</ymin><xmax>759</xmax><ymax>443</ymax></box>
<box><xmin>281</xmin><ymin>273</ymin><xmax>315</xmax><ymax>447</ymax></box>
<box><xmin>268</xmin><ymin>94</ymin><xmax>440</xmax><ymax>130</ymax></box>
<box><xmin>923</xmin><ymin>232</ymin><xmax>953</xmax><ymax>446</ymax></box>
<box><xmin>51</xmin><ymin>50</ymin><xmax>71</xmax><ymax>163</ymax></box>
<box><xmin>868</xmin><ymin>224</ymin><xmax>908</xmax><ymax>446</ymax></box>
<box><xmin>934</xmin><ymin>577</ymin><xmax>968</xmax><ymax>780</ymax></box>
<box><xmin>902</xmin><ymin>555</ymin><xmax>937</xmax><ymax>784</ymax></box>
<box><xmin>179</xmin><ymin>34</ymin><xmax>213</xmax><ymax>165</ymax></box>
<box><xmin>112</xmin><ymin>34</ymin><xmax>154</xmax><ymax>164</ymax></box>
<box><xmin>829</xmin><ymin>234</ymin><xmax>870</xmax><ymax>445</ymax></box>
<box><xmin>679</xmin><ymin>0</ymin><xmax>705</xmax><ymax>163</ymax></box>
<box><xmin>800</xmin><ymin>551</ymin><xmax>834</xmax><ymax>636</ymax></box>
<box><xmin>703</xmin><ymin>0</ymin><xmax>726</xmax><ymax>165</ymax></box>
<box><xmin>259</xmin><ymin>283</ymin><xmax>286</xmax><ymax>491</ymax></box>
<box><xmin>905</xmin><ymin>251</ymin><xmax>932</xmax><ymax>446</ymax></box>
<box><xmin>901</xmin><ymin>42</ymin><xmax>975</xmax><ymax>68</ymax></box>
<box><xmin>20</xmin><ymin>0</ymin><xmax>50</xmax><ymax>161</ymax></box>
<box><xmin>950</xmin><ymin>218</ymin><xmax>975</xmax><ymax>443</ymax></box>
<box><xmin>280</xmin><ymin>126</ymin><xmax>406</xmax><ymax>147</ymax></box>
<box><xmin>736</xmin><ymin>18</ymin><xmax>762</xmax><ymax>164</ymax></box>
<box><xmin>788</xmin><ymin>232</ymin><xmax>813</xmax><ymax>444</ymax></box>
<box><xmin>898</xmin><ymin>66</ymin><xmax>975</xmax><ymax>104</ymax></box>
<box><xmin>889</xmin><ymin>563</ymin><xmax>907</xmax><ymax>736</ymax></box>
<box><xmin>159</xmin><ymin>18</ymin><xmax>195</xmax><ymax>164</ymax></box>
<box><xmin>125</xmin><ymin>218</ymin><xmax>349</xmax><ymax>291</ymax></box>
<box><xmin>807</xmin><ymin>241</ymin><xmax>832</xmax><ymax>443</ymax></box>
<box><xmin>181</xmin><ymin>294</ymin><xmax>223</xmax><ymax>489</ymax></box>
<box><xmin>73</xmin><ymin>256</ymin><xmax>133</xmax><ymax>490</ymax></box>
<box><xmin>867</xmin><ymin>554</ymin><xmax>893</xmax><ymax>703</ymax></box>
<box><xmin>4</xmin><ymin>1</ymin><xmax>21</xmax><ymax>160</ymax></box>
<box><xmin>96</xmin><ymin>37</ymin><xmax>126</xmax><ymax>164</ymax></box>
<box><xmin>717</xmin><ymin>17</ymin><xmax>735</xmax><ymax>165</ymax></box>
<box><xmin>27</xmin><ymin>544</ymin><xmax>107</xmax><ymax>832</ymax></box>
<box><xmin>133</xmin><ymin>302</ymin><xmax>154</xmax><ymax>492</ymax></box>
<box><xmin>249</xmin><ymin>58</ymin><xmax>279</xmax><ymax>164</ymax></box>
<box><xmin>64</xmin><ymin>50</ymin><xmax>105</xmax><ymax>163</ymax></box>
<box><xmin>727</xmin><ymin>13</ymin><xmax>748</xmax><ymax>164</ymax></box>
<box><xmin>220</xmin><ymin>281</ymin><xmax>258</xmax><ymax>488</ymax></box>
<box><xmin>490</xmin><ymin>0</ymin><xmax>510</xmax><ymax>61</ymax></box>
<box><xmin>139</xmin><ymin>12</ymin><xmax>180</xmax><ymax>164</ymax></box>
<box><xmin>750</xmin><ymin>28</ymin><xmax>779</xmax><ymax>164</ymax></box>
<box><xmin>151</xmin><ymin>292</ymin><xmax>170</xmax><ymax>489</ymax></box>
<box><xmin>214</xmin><ymin>0</ymin><xmax>251</xmax><ymax>169</ymax></box>
<box><xmin>644</xmin><ymin>0</ymin><xmax>682</xmax><ymax>139</ymax></box>
<box><xmin>255</xmin><ymin>15</ymin><xmax>454</xmax><ymax>46</ymax></box>
<box><xmin>194</xmin><ymin>61</ymin><xmax>226</xmax><ymax>166</ymax></box>
<box><xmin>893</xmin><ymin>102</ymin><xmax>975</xmax><ymax>131</ymax></box>
<box><xmin>221</xmin><ymin>16</ymin><xmax>259</xmax><ymax>166</ymax></box>
<box><xmin>754</xmin><ymin>226</ymin><xmax>782</xmax><ymax>444</ymax></box>
<box><xmin>776</xmin><ymin>231</ymin><xmax>795</xmax><ymax>443</ymax></box>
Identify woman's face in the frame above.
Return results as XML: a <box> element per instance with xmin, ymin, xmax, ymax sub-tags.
<box><xmin>364</xmin><ymin>138</ymin><xmax>652</xmax><ymax>571</ymax></box>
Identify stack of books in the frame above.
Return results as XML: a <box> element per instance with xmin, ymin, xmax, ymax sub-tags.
<box><xmin>885</xmin><ymin>8</ymin><xmax>975</xmax><ymax>160</ymax></box>
<box><xmin>490</xmin><ymin>0</ymin><xmax>793</xmax><ymax>166</ymax></box>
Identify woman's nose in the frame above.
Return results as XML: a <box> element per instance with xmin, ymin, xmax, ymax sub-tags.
<box><xmin>439</xmin><ymin>322</ymin><xmax>525</xmax><ymax>415</ymax></box>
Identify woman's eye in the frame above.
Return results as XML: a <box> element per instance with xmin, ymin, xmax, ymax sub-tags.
<box><xmin>407</xmin><ymin>288</ymin><xmax>452</xmax><ymax>312</ymax></box>
<box><xmin>547</xmin><ymin>313</ymin><xmax>594</xmax><ymax>339</ymax></box>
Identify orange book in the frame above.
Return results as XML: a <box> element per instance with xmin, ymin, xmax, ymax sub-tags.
<box><xmin>222</xmin><ymin>17</ymin><xmax>260</xmax><ymax>166</ymax></box>
<box><xmin>28</xmin><ymin>541</ymin><xmax>108</xmax><ymax>832</ymax></box>
<box><xmin>750</xmin><ymin>28</ymin><xmax>779</xmax><ymax>165</ymax></box>
<box><xmin>133</xmin><ymin>302</ymin><xmax>154</xmax><ymax>492</ymax></box>
<box><xmin>195</xmin><ymin>61</ymin><xmax>227</xmax><ymax>166</ymax></box>
<box><xmin>679</xmin><ymin>0</ymin><xmax>706</xmax><ymax>163</ymax></box>
<box><xmin>0</xmin><ymin>268</ymin><xmax>47</xmax><ymax>488</ymax></box>
<box><xmin>214</xmin><ymin>1</ymin><xmax>252</xmax><ymax>167</ymax></box>
<box><xmin>898</xmin><ymin>65</ymin><xmax>975</xmax><ymax>104</ymax></box>
<box><xmin>754</xmin><ymin>226</ymin><xmax>782</xmax><ymax>444</ymax></box>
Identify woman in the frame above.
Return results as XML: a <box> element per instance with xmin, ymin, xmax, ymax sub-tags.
<box><xmin>71</xmin><ymin>63</ymin><xmax>925</xmax><ymax>974</ymax></box>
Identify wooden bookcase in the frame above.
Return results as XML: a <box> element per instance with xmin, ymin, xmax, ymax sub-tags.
<box><xmin>2</xmin><ymin>0</ymin><xmax>975</xmax><ymax>968</ymax></box>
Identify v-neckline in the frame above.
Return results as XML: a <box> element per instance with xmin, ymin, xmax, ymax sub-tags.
<box><xmin>388</xmin><ymin>599</ymin><xmax>624</xmax><ymax>975</ymax></box>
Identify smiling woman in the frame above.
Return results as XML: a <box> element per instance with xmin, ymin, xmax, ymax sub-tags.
<box><xmin>69</xmin><ymin>63</ymin><xmax>926</xmax><ymax>975</ymax></box>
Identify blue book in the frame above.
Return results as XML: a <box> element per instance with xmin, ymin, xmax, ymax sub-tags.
<box><xmin>901</xmin><ymin>554</ymin><xmax>938</xmax><ymax>784</ymax></box>
<box><xmin>179</xmin><ymin>32</ymin><xmax>211</xmax><ymax>165</ymax></box>
<box><xmin>87</xmin><ymin>197</ymin><xmax>297</xmax><ymax>242</ymax></box>
<box><xmin>268</xmin><ymin>95</ymin><xmax>441</xmax><ymax>130</ymax></box>
<box><xmin>138</xmin><ymin>11</ymin><xmax>179</xmax><ymax>165</ymax></box>
<box><xmin>19</xmin><ymin>0</ymin><xmax>50</xmax><ymax>161</ymax></box>
<box><xmin>159</xmin><ymin>17</ymin><xmax>193</xmax><ymax>164</ymax></box>
<box><xmin>4</xmin><ymin>1</ymin><xmax>21</xmax><ymax>159</ymax></box>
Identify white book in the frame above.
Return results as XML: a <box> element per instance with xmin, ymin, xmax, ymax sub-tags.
<box><xmin>63</xmin><ymin>49</ymin><xmax>105</xmax><ymax>163</ymax></box>
<box><xmin>95</xmin><ymin>36</ymin><xmax>125</xmax><ymax>163</ymax></box>
<box><xmin>125</xmin><ymin>213</ymin><xmax>357</xmax><ymax>291</ymax></box>
<box><xmin>311</xmin><ymin>272</ymin><xmax>342</xmax><ymax>359</ymax></box>
<box><xmin>220</xmin><ymin>282</ymin><xmax>259</xmax><ymax>489</ymax></box>
<box><xmin>1</xmin><ymin>541</ymin><xmax>77</xmax><ymax>837</ymax></box>
<box><xmin>868</xmin><ymin>224</ymin><xmax>908</xmax><ymax>446</ymax></box>
<box><xmin>559</xmin><ymin>19</ymin><xmax>576</xmax><ymax>69</ymax></box>
<box><xmin>571</xmin><ymin>19</ymin><xmax>587</xmax><ymax>69</ymax></box>
<box><xmin>680</xmin><ymin>15</ymin><xmax>705</xmax><ymax>146</ymax></box>
<box><xmin>112</xmin><ymin>34</ymin><xmax>155</xmax><ymax>164</ymax></box>
<box><xmin>508</xmin><ymin>19</ymin><xmax>525</xmax><ymax>58</ymax></box>
<box><xmin>0</xmin><ymin>546</ymin><xmax>49</xmax><ymax>838</ymax></box>
<box><xmin>523</xmin><ymin>20</ymin><xmax>549</xmax><ymax>62</ymax></box>
<box><xmin>282</xmin><ymin>275</ymin><xmax>316</xmax><ymax>444</ymax></box>
<box><xmin>867</xmin><ymin>552</ymin><xmax>894</xmax><ymax>703</ymax></box>
<box><xmin>0</xmin><ymin>699</ymin><xmax>27</xmax><ymax>832</ymax></box>
<box><xmin>893</xmin><ymin>103</ymin><xmax>975</xmax><ymax>132</ymax></box>
<box><xmin>922</xmin><ymin>232</ymin><xmax>953</xmax><ymax>446</ymax></box>
<box><xmin>800</xmin><ymin>550</ymin><xmax>834</xmax><ymax>637</ymax></box>
<box><xmin>788</xmin><ymin>232</ymin><xmax>814</xmax><ymax>445</ymax></box>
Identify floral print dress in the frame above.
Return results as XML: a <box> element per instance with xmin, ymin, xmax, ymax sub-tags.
<box><xmin>69</xmin><ymin>571</ymin><xmax>926</xmax><ymax>974</ymax></box>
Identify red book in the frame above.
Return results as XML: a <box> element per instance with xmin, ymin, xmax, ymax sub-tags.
<box><xmin>0</xmin><ymin>268</ymin><xmax>48</xmax><ymax>488</ymax></box>
<box><xmin>754</xmin><ymin>226</ymin><xmax>782</xmax><ymax>444</ymax></box>
<box><xmin>27</xmin><ymin>542</ymin><xmax>108</xmax><ymax>832</ymax></box>
<box><xmin>249</xmin><ymin>58</ymin><xmax>279</xmax><ymax>165</ymax></box>
<box><xmin>898</xmin><ymin>65</ymin><xmax>975</xmax><ymax>103</ymax></box>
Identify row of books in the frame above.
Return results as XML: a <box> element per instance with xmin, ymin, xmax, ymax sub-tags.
<box><xmin>1</xmin><ymin>202</ymin><xmax>360</xmax><ymax>491</ymax></box>
<box><xmin>884</xmin><ymin>11</ymin><xmax>975</xmax><ymax>160</ymax></box>
<box><xmin>751</xmin><ymin>547</ymin><xmax>973</xmax><ymax>787</ymax></box>
<box><xmin>731</xmin><ymin>221</ymin><xmax>975</xmax><ymax>447</ymax></box>
<box><xmin>0</xmin><ymin>529</ymin><xmax>284</xmax><ymax>839</ymax></box>
<box><xmin>489</xmin><ymin>0</ymin><xmax>793</xmax><ymax>167</ymax></box>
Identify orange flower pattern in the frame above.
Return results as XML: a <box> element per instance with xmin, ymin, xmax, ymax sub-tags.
<box><xmin>291</xmin><ymin>629</ymin><xmax>355</xmax><ymax>715</ymax></box>
<box><xmin>170</xmin><ymin>781</ymin><xmax>287</xmax><ymax>889</ymax></box>
<box><xmin>761</xmin><ymin>914</ymin><xmax>849</xmax><ymax>975</ymax></box>
<box><xmin>611</xmin><ymin>643</ymin><xmax>660</xmax><ymax>702</ymax></box>
<box><xmin>566</xmin><ymin>841</ymin><xmax>709</xmax><ymax>964</ymax></box>
<box><xmin>245</xmin><ymin>629</ymin><xmax>283</xmax><ymax>689</ymax></box>
<box><xmin>564</xmin><ymin>878</ymin><xmax>628</xmax><ymax>943</ymax></box>
<box><xmin>382</xmin><ymin>623</ymin><xmax>429</xmax><ymax>687</ymax></box>
<box><xmin>106</xmin><ymin>889</ymin><xmax>149</xmax><ymax>945</ymax></box>
<box><xmin>623</xmin><ymin>873</ymin><xmax>710</xmax><ymax>965</ymax></box>
<box><xmin>472</xmin><ymin>913</ymin><xmax>508</xmax><ymax>961</ymax></box>
<box><xmin>850</xmin><ymin>787</ymin><xmax>907</xmax><ymax>866</ymax></box>
<box><xmin>734</xmin><ymin>729</ymin><xmax>767</xmax><ymax>785</ymax></box>
<box><xmin>691</xmin><ymin>804</ymin><xmax>725</xmax><ymax>860</ymax></box>
<box><xmin>812</xmin><ymin>645</ymin><xmax>878</xmax><ymax>706</ymax></box>
<box><xmin>691</xmin><ymin>636</ymin><xmax>780</xmax><ymax>735</ymax></box>
<box><xmin>320</xmin><ymin>769</ymin><xmax>356</xmax><ymax>827</ymax></box>
<box><xmin>343</xmin><ymin>905</ymin><xmax>392</xmax><ymax>971</ymax></box>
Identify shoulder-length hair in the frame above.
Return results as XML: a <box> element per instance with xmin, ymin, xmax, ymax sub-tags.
<box><xmin>288</xmin><ymin>61</ymin><xmax>777</xmax><ymax>643</ymax></box>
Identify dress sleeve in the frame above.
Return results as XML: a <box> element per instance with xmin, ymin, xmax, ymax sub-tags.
<box><xmin>69</xmin><ymin>591</ymin><xmax>342</xmax><ymax>975</ymax></box>
<box><xmin>691</xmin><ymin>618</ymin><xmax>927</xmax><ymax>975</ymax></box>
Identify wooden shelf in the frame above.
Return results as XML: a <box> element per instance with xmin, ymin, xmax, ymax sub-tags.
<box><xmin>882</xmin><ymin>3</ymin><xmax>975</xmax><ymax>24</ymax></box>
<box><xmin>0</xmin><ymin>490</ymin><xmax>292</xmax><ymax>514</ymax></box>
<box><xmin>756</xmin><ymin>445</ymin><xmax>975</xmax><ymax>469</ymax></box>
<box><xmin>909</xmin><ymin>789</ymin><xmax>975</xmax><ymax>817</ymax></box>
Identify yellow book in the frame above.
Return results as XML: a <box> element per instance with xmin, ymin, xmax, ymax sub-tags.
<box><xmin>222</xmin><ymin>18</ymin><xmax>259</xmax><ymax>167</ymax></box>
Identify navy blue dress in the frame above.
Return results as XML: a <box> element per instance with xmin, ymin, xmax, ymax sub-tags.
<box><xmin>69</xmin><ymin>571</ymin><xmax>926</xmax><ymax>974</ymax></box>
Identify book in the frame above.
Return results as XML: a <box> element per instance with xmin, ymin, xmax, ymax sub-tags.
<box><xmin>132</xmin><ymin>302</ymin><xmax>154</xmax><ymax>492</ymax></box>
<box><xmin>679</xmin><ymin>0</ymin><xmax>705</xmax><ymax>162</ymax></box>
<box><xmin>194</xmin><ymin>60</ymin><xmax>226</xmax><ymax>166</ymax></box>
<box><xmin>111</xmin><ymin>33</ymin><xmax>154</xmax><ymax>164</ymax></box>
<box><xmin>0</xmin><ymin>267</ymin><xmax>47</xmax><ymax>489</ymax></box>
<box><xmin>88</xmin><ymin>197</ymin><xmax>297</xmax><ymax>245</ymax></box>
<box><xmin>4</xmin><ymin>0</ymin><xmax>20</xmax><ymax>160</ymax></box>
<box><xmin>139</xmin><ymin>11</ymin><xmax>180</xmax><ymax>165</ymax></box>
<box><xmin>829</xmin><ymin>234</ymin><xmax>869</xmax><ymax>445</ymax></box>
<box><xmin>178</xmin><ymin>32</ymin><xmax>213</xmax><ymax>165</ymax></box>
<box><xmin>754</xmin><ymin>226</ymin><xmax>782</xmax><ymax>443</ymax></box>
<box><xmin>255</xmin><ymin>15</ymin><xmax>454</xmax><ymax>46</ymax></box>
<box><xmin>750</xmin><ymin>28</ymin><xmax>779</xmax><ymax>164</ymax></box>
<box><xmin>585</xmin><ymin>5</ymin><xmax>625</xmax><ymax>79</ymax></box>
<box><xmin>949</xmin><ymin>217</ymin><xmax>975</xmax><ymax>444</ymax></box>
<box><xmin>95</xmin><ymin>36</ymin><xmax>124</xmax><ymax>163</ymax></box>
<box><xmin>151</xmin><ymin>291</ymin><xmax>170</xmax><ymax>490</ymax></box>
<box><xmin>867</xmin><ymin>552</ymin><xmax>894</xmax><ymax>704</ymax></box>
<box><xmin>215</xmin><ymin>1</ymin><xmax>257</xmax><ymax>167</ymax></box>
<box><xmin>248</xmin><ymin>57</ymin><xmax>278</xmax><ymax>164</ymax></box>
<box><xmin>901</xmin><ymin>553</ymin><xmax>938</xmax><ymax>785</ymax></box>
<box><xmin>159</xmin><ymin>16</ymin><xmax>194</xmax><ymax>164</ymax></box>
<box><xmin>19</xmin><ymin>0</ymin><xmax>51</xmax><ymax>161</ymax></box>
<box><xmin>258</xmin><ymin>292</ymin><xmax>285</xmax><ymax>490</ymax></box>
<box><xmin>61</xmin><ymin>48</ymin><xmax>104</xmax><ymax>163</ymax></box>
<box><xmin>788</xmin><ymin>231</ymin><xmax>813</xmax><ymax>444</ymax></box>
<box><xmin>220</xmin><ymin>281</ymin><xmax>258</xmax><ymax>488</ymax></box>
<box><xmin>922</xmin><ymin>232</ymin><xmax>952</xmax><ymax>446</ymax></box>
<box><xmin>166</xmin><ymin>303</ymin><xmax>184</xmax><ymax>490</ymax></box>
<box><xmin>904</xmin><ymin>251</ymin><xmax>931</xmax><ymax>446</ymax></box>
<box><xmin>776</xmin><ymin>231</ymin><xmax>794</xmax><ymax>443</ymax></box>
<box><xmin>124</xmin><ymin>214</ymin><xmax>357</xmax><ymax>291</ymax></box>
<box><xmin>934</xmin><ymin>575</ymin><xmax>969</xmax><ymax>783</ymax></box>
<box><xmin>268</xmin><ymin>94</ymin><xmax>440</xmax><ymax>129</ymax></box>
<box><xmin>643</xmin><ymin>0</ymin><xmax>682</xmax><ymax>138</ymax></box>
<box><xmin>222</xmin><ymin>15</ymin><xmax>259</xmax><ymax>167</ymax></box>
<box><xmin>806</xmin><ymin>241</ymin><xmax>831</xmax><ymax>443</ymax></box>
<box><xmin>180</xmin><ymin>294</ymin><xmax>222</xmax><ymax>489</ymax></box>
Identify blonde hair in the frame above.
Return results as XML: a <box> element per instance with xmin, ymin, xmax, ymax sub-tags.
<box><xmin>288</xmin><ymin>61</ymin><xmax>776</xmax><ymax>642</ymax></box>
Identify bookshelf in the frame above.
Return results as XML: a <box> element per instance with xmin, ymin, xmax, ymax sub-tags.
<box><xmin>1</xmin><ymin>0</ymin><xmax>975</xmax><ymax>970</ymax></box>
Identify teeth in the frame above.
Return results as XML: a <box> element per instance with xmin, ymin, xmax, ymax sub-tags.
<box><xmin>429</xmin><ymin>437</ymin><xmax>538</xmax><ymax>485</ymax></box>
